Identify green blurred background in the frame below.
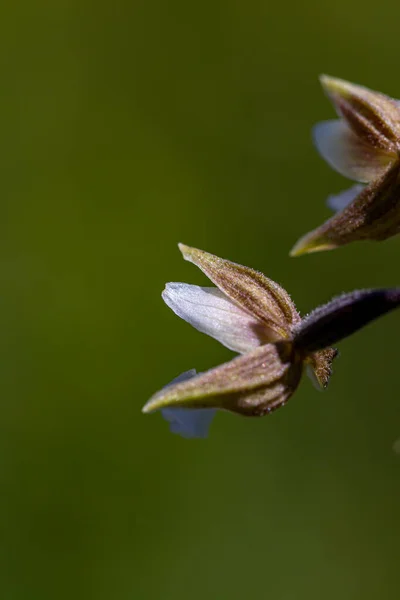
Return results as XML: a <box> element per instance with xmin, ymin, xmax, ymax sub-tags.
<box><xmin>1</xmin><ymin>1</ymin><xmax>400</xmax><ymax>598</ymax></box>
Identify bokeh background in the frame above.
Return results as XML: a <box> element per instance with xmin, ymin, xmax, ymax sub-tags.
<box><xmin>1</xmin><ymin>1</ymin><xmax>400</xmax><ymax>599</ymax></box>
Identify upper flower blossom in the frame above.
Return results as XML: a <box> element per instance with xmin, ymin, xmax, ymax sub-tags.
<box><xmin>142</xmin><ymin>244</ymin><xmax>400</xmax><ymax>438</ymax></box>
<box><xmin>291</xmin><ymin>75</ymin><xmax>400</xmax><ymax>255</ymax></box>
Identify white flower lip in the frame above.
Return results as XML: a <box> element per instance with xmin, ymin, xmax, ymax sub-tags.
<box><xmin>313</xmin><ymin>120</ymin><xmax>393</xmax><ymax>184</ymax></box>
<box><xmin>162</xmin><ymin>282</ymin><xmax>270</xmax><ymax>354</ymax></box>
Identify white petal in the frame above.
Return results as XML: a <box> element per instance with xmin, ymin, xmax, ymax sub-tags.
<box><xmin>313</xmin><ymin>120</ymin><xmax>394</xmax><ymax>183</ymax></box>
<box><xmin>326</xmin><ymin>184</ymin><xmax>365</xmax><ymax>212</ymax></box>
<box><xmin>162</xmin><ymin>283</ymin><xmax>269</xmax><ymax>354</ymax></box>
<box><xmin>160</xmin><ymin>370</ymin><xmax>216</xmax><ymax>438</ymax></box>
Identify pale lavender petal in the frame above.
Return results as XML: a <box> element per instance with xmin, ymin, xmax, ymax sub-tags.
<box><xmin>313</xmin><ymin>120</ymin><xmax>393</xmax><ymax>183</ymax></box>
<box><xmin>305</xmin><ymin>364</ymin><xmax>323</xmax><ymax>391</ymax></box>
<box><xmin>161</xmin><ymin>407</ymin><xmax>216</xmax><ymax>438</ymax></box>
<box><xmin>162</xmin><ymin>283</ymin><xmax>270</xmax><ymax>354</ymax></box>
<box><xmin>326</xmin><ymin>184</ymin><xmax>365</xmax><ymax>212</ymax></box>
<box><xmin>160</xmin><ymin>370</ymin><xmax>216</xmax><ymax>439</ymax></box>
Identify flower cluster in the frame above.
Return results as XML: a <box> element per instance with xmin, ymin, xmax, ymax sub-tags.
<box><xmin>142</xmin><ymin>76</ymin><xmax>400</xmax><ymax>438</ymax></box>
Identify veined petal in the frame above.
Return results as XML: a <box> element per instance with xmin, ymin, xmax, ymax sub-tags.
<box><xmin>320</xmin><ymin>75</ymin><xmax>400</xmax><ymax>151</ymax></box>
<box><xmin>290</xmin><ymin>160</ymin><xmax>400</xmax><ymax>255</ymax></box>
<box><xmin>160</xmin><ymin>370</ymin><xmax>217</xmax><ymax>438</ymax></box>
<box><xmin>163</xmin><ymin>283</ymin><xmax>275</xmax><ymax>353</ymax></box>
<box><xmin>313</xmin><ymin>120</ymin><xmax>395</xmax><ymax>183</ymax></box>
<box><xmin>143</xmin><ymin>342</ymin><xmax>303</xmax><ymax>417</ymax></box>
<box><xmin>327</xmin><ymin>184</ymin><xmax>365</xmax><ymax>212</ymax></box>
<box><xmin>178</xmin><ymin>244</ymin><xmax>300</xmax><ymax>338</ymax></box>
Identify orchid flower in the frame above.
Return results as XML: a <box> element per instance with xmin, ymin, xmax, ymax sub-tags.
<box><xmin>291</xmin><ymin>75</ymin><xmax>400</xmax><ymax>255</ymax></box>
<box><xmin>142</xmin><ymin>244</ymin><xmax>400</xmax><ymax>438</ymax></box>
